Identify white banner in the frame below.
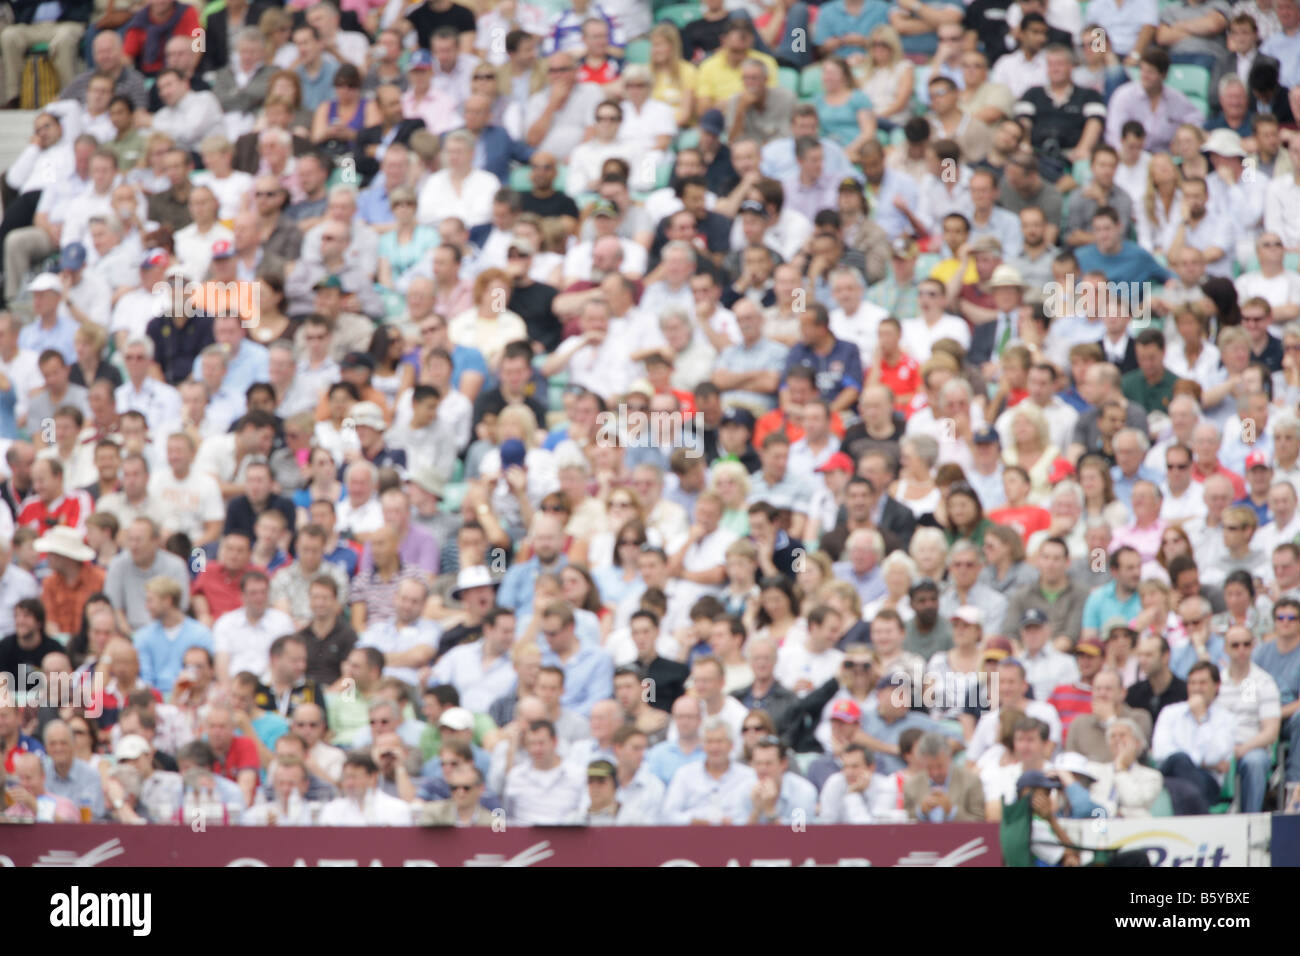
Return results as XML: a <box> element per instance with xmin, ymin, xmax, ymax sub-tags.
<box><xmin>1060</xmin><ymin>813</ymin><xmax>1272</xmax><ymax>867</ymax></box>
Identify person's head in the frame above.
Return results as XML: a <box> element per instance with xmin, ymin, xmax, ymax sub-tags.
<box><xmin>701</xmin><ymin>717</ymin><xmax>734</xmax><ymax>767</ymax></box>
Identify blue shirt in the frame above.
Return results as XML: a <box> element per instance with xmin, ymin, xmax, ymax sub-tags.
<box><xmin>1110</xmin><ymin>464</ymin><xmax>1160</xmax><ymax>511</ymax></box>
<box><xmin>736</xmin><ymin>771</ymin><xmax>819</xmax><ymax>823</ymax></box>
<box><xmin>1260</xmin><ymin>28</ymin><xmax>1300</xmax><ymax>88</ymax></box>
<box><xmin>191</xmin><ymin>340</ymin><xmax>270</xmax><ymax>397</ymax></box>
<box><xmin>645</xmin><ymin>739</ymin><xmax>705</xmax><ymax>785</ymax></box>
<box><xmin>899</xmin><ymin>0</ymin><xmax>963</xmax><ymax>55</ymax></box>
<box><xmin>250</xmin><ymin>710</ymin><xmax>290</xmax><ymax>751</ymax></box>
<box><xmin>785</xmin><ymin>338</ymin><xmax>864</xmax><ymax>403</ymax></box>
<box><xmin>19</xmin><ymin>313</ymin><xmax>79</xmax><ymax>365</ymax></box>
<box><xmin>812</xmin><ymin>0</ymin><xmax>890</xmax><ymax>58</ymax></box>
<box><xmin>1086</xmin><ymin>0</ymin><xmax>1159</xmax><ymax>55</ymax></box>
<box><xmin>1075</xmin><ymin>241</ymin><xmax>1171</xmax><ymax>287</ymax></box>
<box><xmin>1170</xmin><ymin>634</ymin><xmax>1226</xmax><ymax>681</ymax></box>
<box><xmin>865</xmin><ymin>167</ymin><xmax>919</xmax><ymax>240</ymax></box>
<box><xmin>760</xmin><ymin>136</ymin><xmax>861</xmax><ymax>183</ymax></box>
<box><xmin>1253</xmin><ymin>639</ymin><xmax>1300</xmax><ymax>706</ymax></box>
<box><xmin>541</xmin><ymin>642</ymin><xmax>614</xmax><ymax>716</ymax></box>
<box><xmin>133</xmin><ymin>617</ymin><xmax>215</xmax><ymax>695</ymax></box>
<box><xmin>497</xmin><ymin>555</ymin><xmax>568</xmax><ymax>614</ymax></box>
<box><xmin>860</xmin><ymin>710</ymin><xmax>962</xmax><ymax>774</ymax></box>
<box><xmin>42</xmin><ymin>756</ymin><xmax>104</xmax><ymax>819</ymax></box>
<box><xmin>358</xmin><ymin>178</ymin><xmax>395</xmax><ymax>227</ymax></box>
<box><xmin>297</xmin><ymin>56</ymin><xmax>339</xmax><ymax>112</ymax></box>
<box><xmin>325</xmin><ymin>543</ymin><xmax>359</xmax><ymax>578</ymax></box>
<box><xmin>1082</xmin><ymin>580</ymin><xmax>1143</xmax><ymax>635</ymax></box>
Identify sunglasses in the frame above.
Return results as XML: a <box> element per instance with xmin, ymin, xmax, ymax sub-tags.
<box><xmin>742</xmin><ymin>725</ymin><xmax>766</xmax><ymax>732</ymax></box>
<box><xmin>1223</xmin><ymin>525</ymin><xmax>1245</xmax><ymax>532</ymax></box>
<box><xmin>449</xmin><ymin>784</ymin><xmax>476</xmax><ymax>793</ymax></box>
<box><xmin>293</xmin><ymin>721</ymin><xmax>321</xmax><ymax>728</ymax></box>
<box><xmin>392</xmin><ymin>200</ymin><xmax>416</xmax><ymax>208</ymax></box>
<box><xmin>1278</xmin><ymin>614</ymin><xmax>1299</xmax><ymax>622</ymax></box>
<box><xmin>1166</xmin><ymin>461</ymin><xmax>1190</xmax><ymax>470</ymax></box>
<box><xmin>540</xmin><ymin>504</ymin><xmax>568</xmax><ymax>513</ymax></box>
<box><xmin>844</xmin><ymin>661</ymin><xmax>872</xmax><ymax>670</ymax></box>
<box><xmin>1228</xmin><ymin>641</ymin><xmax>1253</xmax><ymax>649</ymax></box>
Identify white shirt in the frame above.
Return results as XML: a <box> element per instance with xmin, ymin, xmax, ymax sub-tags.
<box><xmin>991</xmin><ymin>50</ymin><xmax>1048</xmax><ymax>98</ymax></box>
<box><xmin>1159</xmin><ymin>483</ymin><xmax>1209</xmax><ymax>524</ymax></box>
<box><xmin>147</xmin><ymin>467</ymin><xmax>224</xmax><ymax>540</ymax></box>
<box><xmin>818</xmin><ymin>770</ymin><xmax>905</xmax><ymax>824</ymax></box>
<box><xmin>1151</xmin><ymin>699</ymin><xmax>1236</xmax><ymax>780</ymax></box>
<box><xmin>551</xmin><ymin>330</ymin><xmax>637</xmax><ymax>402</ymax></box>
<box><xmin>416</xmin><ymin>169</ymin><xmax>501</xmax><ymax>229</ymax></box>
<box><xmin>115</xmin><ymin>377</ymin><xmax>181</xmax><ymax>429</ymax></box>
<box><xmin>0</xmin><ymin>563</ymin><xmax>39</xmax><ymax>636</ymax></box>
<box><xmin>618</xmin><ymin>98</ymin><xmax>677</xmax><ymax>157</ymax></box>
<box><xmin>5</xmin><ymin>141</ymin><xmax>72</xmax><ymax>193</ymax></box>
<box><xmin>900</xmin><ymin>313</ymin><xmax>970</xmax><ymax>361</ymax></box>
<box><xmin>0</xmin><ymin>348</ymin><xmax>44</xmax><ymax>425</ymax></box>
<box><xmin>564</xmin><ymin>140</ymin><xmax>637</xmax><ymax>197</ymax></box>
<box><xmin>191</xmin><ymin>170</ymin><xmax>254</xmax><ymax>221</ymax></box>
<box><xmin>995</xmin><ymin>397</ymin><xmax>1077</xmax><ymax>455</ymax></box>
<box><xmin>1021</xmin><ymin>646</ymin><xmax>1080</xmax><ymax>703</ymax></box>
<box><xmin>317</xmin><ymin>789</ymin><xmax>413</xmax><ymax>825</ymax></box>
<box><xmin>575</xmin><ymin>764</ymin><xmax>665</xmax><ymax>824</ymax></box>
<box><xmin>173</xmin><ymin>222</ymin><xmax>234</xmax><ymax>280</ymax></box>
<box><xmin>562</xmin><ymin>238</ymin><xmax>648</xmax><ymax>282</ymax></box>
<box><xmin>151</xmin><ymin>90</ymin><xmax>225</xmax><ymax>151</ymax></box>
<box><xmin>430</xmin><ymin>639</ymin><xmax>518</xmax><ymax>714</ymax></box>
<box><xmin>775</xmin><ymin>642</ymin><xmax>845</xmax><ymax>696</ymax></box>
<box><xmin>212</xmin><ymin>606</ymin><xmax>296</xmax><ymax>677</ymax></box>
<box><xmin>661</xmin><ymin>759</ymin><xmax>757</xmax><ymax>824</ymax></box>
<box><xmin>666</xmin><ymin>695</ymin><xmax>748</xmax><ymax>759</ymax></box>
<box><xmin>1235</xmin><ymin>269</ymin><xmax>1300</xmax><ymax>313</ymax></box>
<box><xmin>968</xmin><ymin>701</ymin><xmax>1062</xmax><ymax>762</ymax></box>
<box><xmin>504</xmin><ymin>758</ymin><xmax>586</xmax><ymax>824</ymax></box>
<box><xmin>1255</xmin><ymin>512</ymin><xmax>1300</xmax><ymax>559</ymax></box>
<box><xmin>1218</xmin><ymin>663</ymin><xmax>1282</xmax><ymax>746</ymax></box>
<box><xmin>110</xmin><ymin>286</ymin><xmax>170</xmax><ymax>342</ymax></box>
<box><xmin>359</xmin><ymin>618</ymin><xmax>440</xmax><ymax>687</ymax></box>
<box><xmin>1263</xmin><ymin>174</ymin><xmax>1300</xmax><ymax>248</ymax></box>
<box><xmin>829</xmin><ymin>299</ymin><xmax>887</xmax><ymax>368</ymax></box>
<box><xmin>336</xmin><ymin>495</ymin><xmax>384</xmax><ymax>536</ymax></box>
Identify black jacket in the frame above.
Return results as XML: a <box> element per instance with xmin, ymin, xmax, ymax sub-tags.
<box><xmin>781</xmin><ymin>676</ymin><xmax>843</xmax><ymax>753</ymax></box>
<box><xmin>879</xmin><ymin>496</ymin><xmax>917</xmax><ymax>550</ymax></box>
<box><xmin>732</xmin><ymin>680</ymin><xmax>800</xmax><ymax>740</ymax></box>
<box><xmin>354</xmin><ymin>119</ymin><xmax>427</xmax><ymax>180</ymax></box>
<box><xmin>199</xmin><ymin>3</ymin><xmax>273</xmax><ymax>72</ymax></box>
<box><xmin>14</xmin><ymin>0</ymin><xmax>90</xmax><ymax>23</ymax></box>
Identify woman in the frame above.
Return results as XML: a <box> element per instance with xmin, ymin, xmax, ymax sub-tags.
<box><xmin>582</xmin><ymin>489</ymin><xmax>647</xmax><ymax>571</ymax></box>
<box><xmin>837</xmin><ymin>180</ymin><xmax>889</xmax><ymax>284</ymax></box>
<box><xmin>894</xmin><ymin>435</ymin><xmax>941</xmax><ymax>518</ymax></box>
<box><xmin>311</xmin><ymin>63</ymin><xmax>379</xmax><ymax>157</ymax></box>
<box><xmin>909</xmin><ymin>526</ymin><xmax>949</xmax><ymax>583</ymax></box>
<box><xmin>126</xmin><ymin>132</ymin><xmax>175</xmax><ymax>193</ymax></box>
<box><xmin>1136</xmin><ymin>152</ymin><xmax>1182</xmax><ymax>257</ymax></box>
<box><xmin>723</xmin><ymin>539</ymin><xmax>762</xmax><ymax>626</ymax></box>
<box><xmin>1131</xmin><ymin>578</ymin><xmax>1182</xmax><ymax>647</ymax></box>
<box><xmin>1073</xmin><ymin>24</ymin><xmax>1126</xmax><ymax>97</ymax></box>
<box><xmin>263</xmin><ymin>70</ymin><xmax>312</xmax><ymax>137</ymax></box>
<box><xmin>368</xmin><ymin>325</ymin><xmax>414</xmax><ymax>410</ymax></box>
<box><xmin>1210</xmin><ymin>570</ymin><xmax>1271</xmax><ymax>641</ymax></box>
<box><xmin>377</xmin><ymin>186</ymin><xmax>439</xmax><ymax>318</ymax></box>
<box><xmin>594</xmin><ymin>518</ymin><xmax>648</xmax><ymax>612</ymax></box>
<box><xmin>710</xmin><ymin>460</ymin><xmax>752</xmax><ymax>537</ymax></box>
<box><xmin>260</xmin><ymin>7</ymin><xmax>297</xmax><ymax>70</ymax></box>
<box><xmin>816</xmin><ymin>57</ymin><xmax>875</xmax><ymax>153</ymax></box>
<box><xmin>739</xmin><ymin>710</ymin><xmax>778</xmax><ymax>764</ymax></box>
<box><xmin>448</xmin><ymin>269</ymin><xmax>528</xmax><ymax>371</ymax></box>
<box><xmin>1202</xmin><ymin>326</ymin><xmax>1253</xmax><ymax>426</ymax></box>
<box><xmin>925</xmin><ymin>607</ymin><xmax>983</xmax><ymax>724</ymax></box>
<box><xmin>513</xmin><ymin>214</ymin><xmax>564</xmax><ymax>287</ymax></box>
<box><xmin>480</xmin><ymin>406</ymin><xmax>558</xmax><ymax>536</ymax></box>
<box><xmin>648</xmin><ymin>23</ymin><xmax>696</xmax><ymax>127</ymax></box>
<box><xmin>246</xmin><ymin>271</ymin><xmax>295</xmax><ymax>346</ymax></box>
<box><xmin>68</xmin><ymin>324</ymin><xmax>122</xmax><ymax>389</ymax></box>
<box><xmin>795</xmin><ymin>550</ymin><xmax>834</xmax><ymax>604</ymax></box>
<box><xmin>561</xmin><ymin>564</ymin><xmax>611</xmax><ymax>638</ymax></box>
<box><xmin>68</xmin><ymin>715</ymin><xmax>105</xmax><ymax>767</ymax></box>
<box><xmin>1170</xmin><ymin>124</ymin><xmax>1209</xmax><ymax>178</ymax></box>
<box><xmin>1002</xmin><ymin>403</ymin><xmax>1060</xmax><ymax>504</ymax></box>
<box><xmin>938</xmin><ymin>483</ymin><xmax>992</xmax><ymax>547</ymax></box>
<box><xmin>863</xmin><ymin>550</ymin><xmax>917</xmax><ymax>623</ymax></box>
<box><xmin>1155</xmin><ymin>525</ymin><xmax>1194</xmax><ymax>578</ymax></box>
<box><xmin>753</xmin><ymin>576</ymin><xmax>806</xmax><ymax>649</ymax></box>
<box><xmin>975</xmin><ymin>707</ymin><xmax>1028</xmax><ymax>790</ymax></box>
<box><xmin>1164</xmin><ymin>307</ymin><xmax>1220</xmax><ymax>380</ymax></box>
<box><xmin>293</xmin><ymin>444</ymin><xmax>345</xmax><ymax>518</ymax></box>
<box><xmin>860</xmin><ymin>26</ymin><xmax>913</xmax><ymax>129</ymax></box>
<box><xmin>980</xmin><ymin>524</ymin><xmax>1036</xmax><ymax>596</ymax></box>
<box><xmin>1077</xmin><ymin>454</ymin><xmax>1130</xmax><ymax>530</ymax></box>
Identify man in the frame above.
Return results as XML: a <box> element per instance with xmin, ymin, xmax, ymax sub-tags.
<box><xmin>1126</xmin><ymin>633</ymin><xmax>1190</xmax><ymax>726</ymax></box>
<box><xmin>724</xmin><ymin>60</ymin><xmax>795</xmax><ymax>147</ymax></box>
<box><xmin>523</xmin><ymin>52</ymin><xmax>605</xmax><ymax>159</ymax></box>
<box><xmin>1075</xmin><ymin>206</ymin><xmax>1170</xmax><ymax>287</ymax></box>
<box><xmin>419</xmin><ymin>766</ymin><xmax>494</xmax><ymax>826</ymax></box>
<box><xmin>739</xmin><ymin>735</ymin><xmax>818</xmax><ymax>825</ymax></box>
<box><xmin>503</xmin><ymin>719</ymin><xmax>585</xmax><ymax>824</ymax></box>
<box><xmin>212</xmin><ymin>570</ymin><xmax>294</xmax><ymax>682</ymax></box>
<box><xmin>1019</xmin><ymin>608</ymin><xmax>1080</xmax><ymax>702</ymax></box>
<box><xmin>1151</xmin><ymin>661</ymin><xmax>1236</xmax><ymax>813</ymax></box>
<box><xmin>1264</xmin><ymin>134</ymin><xmax>1300</xmax><ymax>251</ymax></box>
<box><xmin>358</xmin><ymin>578</ymin><xmax>439</xmax><ymax>687</ymax></box>
<box><xmin>1105</xmin><ymin>47</ymin><xmax>1206</xmax><ymax>152</ymax></box>
<box><xmin>1253</xmin><ymin>597</ymin><xmax>1300</xmax><ymax>788</ymax></box>
<box><xmin>1081</xmin><ymin>546</ymin><xmax>1143</xmax><ymax>642</ymax></box>
<box><xmin>1066</xmin><ymin>666</ymin><xmax>1153</xmax><ymax>762</ymax></box>
<box><xmin>538</xmin><ymin>602</ymin><xmax>614</xmax><ymax>717</ymax></box>
<box><xmin>318</xmin><ymin>753</ymin><xmax>412</xmax><ymax>825</ymax></box>
<box><xmin>496</xmin><ymin>514</ymin><xmax>567</xmax><ymax>614</ymax></box>
<box><xmin>127</xmin><ymin>572</ymin><xmax>212</xmax><ymax>697</ymax></box>
<box><xmin>39</xmin><ymin>719</ymin><xmax>103</xmax><ymax>819</ymax></box>
<box><xmin>148</xmin><ymin>433</ymin><xmax>224</xmax><ymax>547</ymax></box>
<box><xmin>431</xmin><ymin>606</ymin><xmax>517</xmax><ymax>714</ymax></box>
<box><xmin>966</xmin><ymin>659</ymin><xmax>1063</xmax><ymax>761</ymax></box>
<box><xmin>939</xmin><ymin>542</ymin><xmax>1008</xmax><ymax>632</ymax></box>
<box><xmin>903</xmin><ymin>731</ymin><xmax>986</xmax><ymax>822</ymax></box>
<box><xmin>661</xmin><ymin>718</ymin><xmax>757</xmax><ymax>824</ymax></box>
<box><xmin>150</xmin><ymin>69</ymin><xmax>224</xmax><ymax>154</ymax></box>
<box><xmin>1017</xmin><ymin>44</ymin><xmax>1106</xmax><ymax>186</ymax></box>
<box><xmin>17</xmin><ymin>457</ymin><xmax>92</xmax><ymax>535</ymax></box>
<box><xmin>0</xmin><ymin>599</ymin><xmax>63</xmax><ymax>688</ymax></box>
<box><xmin>1216</xmin><ymin>624</ymin><xmax>1281</xmax><ymax>812</ymax></box>
<box><xmin>269</xmin><ymin>525</ymin><xmax>350</xmax><ymax>629</ymax></box>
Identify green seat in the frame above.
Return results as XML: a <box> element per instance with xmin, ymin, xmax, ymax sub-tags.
<box><xmin>654</xmin><ymin>3</ymin><xmax>700</xmax><ymax>28</ymax></box>
<box><xmin>1209</xmin><ymin>755</ymin><xmax>1237</xmax><ymax>814</ymax></box>
<box><xmin>28</xmin><ymin>42</ymin><xmax>50</xmax><ymax>54</ymax></box>
<box><xmin>777</xmin><ymin>66</ymin><xmax>800</xmax><ymax>95</ymax></box>
<box><xmin>912</xmin><ymin>64</ymin><xmax>931</xmax><ymax>112</ymax></box>
<box><xmin>799</xmin><ymin>63</ymin><xmax>824</xmax><ymax>99</ymax></box>
<box><xmin>1168</xmin><ymin>63</ymin><xmax>1210</xmax><ymax>101</ymax></box>
<box><xmin>625</xmin><ymin>38</ymin><xmax>650</xmax><ymax>64</ymax></box>
<box><xmin>509</xmin><ymin>165</ymin><xmax>533</xmax><ymax>191</ymax></box>
<box><xmin>440</xmin><ymin>482</ymin><xmax>468</xmax><ymax>514</ymax></box>
<box><xmin>1149</xmin><ymin>788</ymin><xmax>1174</xmax><ymax>817</ymax></box>
<box><xmin>674</xmin><ymin>127</ymin><xmax>700</xmax><ymax>151</ymax></box>
<box><xmin>1187</xmin><ymin>95</ymin><xmax>1209</xmax><ymax>119</ymax></box>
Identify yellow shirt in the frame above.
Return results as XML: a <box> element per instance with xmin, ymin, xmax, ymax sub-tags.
<box><xmin>652</xmin><ymin>60</ymin><xmax>698</xmax><ymax>112</ymax></box>
<box><xmin>929</xmin><ymin>257</ymin><xmax>979</xmax><ymax>285</ymax></box>
<box><xmin>695</xmin><ymin>50</ymin><xmax>779</xmax><ymax>105</ymax></box>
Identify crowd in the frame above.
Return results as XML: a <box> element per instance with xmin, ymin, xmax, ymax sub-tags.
<box><xmin>0</xmin><ymin>0</ymin><xmax>1299</xmax><ymax>835</ymax></box>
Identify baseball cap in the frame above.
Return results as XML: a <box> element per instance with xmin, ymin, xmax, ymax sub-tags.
<box><xmin>1016</xmin><ymin>769</ymin><xmax>1061</xmax><ymax>792</ymax></box>
<box><xmin>590</xmin><ymin>199</ymin><xmax>619</xmax><ymax>218</ymax></box>
<box><xmin>951</xmin><ymin>605</ymin><xmax>983</xmax><ymax>627</ymax></box>
<box><xmin>27</xmin><ymin>273</ymin><xmax>62</xmax><ymax>294</ymax></box>
<box><xmin>1020</xmin><ymin>608</ymin><xmax>1049</xmax><ymax>629</ymax></box>
<box><xmin>349</xmin><ymin>401</ymin><xmax>385</xmax><ymax>431</ymax></box>
<box><xmin>972</xmin><ymin>425</ymin><xmax>1000</xmax><ymax>446</ymax></box>
<box><xmin>816</xmin><ymin>451</ymin><xmax>854</xmax><ymax>474</ymax></box>
<box><xmin>699</xmin><ymin>109</ymin><xmax>725</xmax><ymax>136</ymax></box>
<box><xmin>982</xmin><ymin>636</ymin><xmax>1014</xmax><ymax>662</ymax></box>
<box><xmin>500</xmin><ymin>438</ymin><xmax>527</xmax><ymax>469</ymax></box>
<box><xmin>114</xmin><ymin>734</ymin><xmax>151</xmax><ymax>761</ymax></box>
<box><xmin>1104</xmin><ymin>617</ymin><xmax>1138</xmax><ymax>641</ymax></box>
<box><xmin>720</xmin><ymin>406</ymin><xmax>755</xmax><ymax>431</ymax></box>
<box><xmin>738</xmin><ymin>198</ymin><xmax>768</xmax><ymax>217</ymax></box>
<box><xmin>211</xmin><ymin>238</ymin><xmax>235</xmax><ymax>259</ymax></box>
<box><xmin>890</xmin><ymin>236</ymin><xmax>917</xmax><ymax>259</ymax></box>
<box><xmin>409</xmin><ymin>50</ymin><xmax>433</xmax><ymax>70</ymax></box>
<box><xmin>968</xmin><ymin>235</ymin><xmax>1003</xmax><ymax>255</ymax></box>
<box><xmin>340</xmin><ymin>351</ymin><xmax>375</xmax><ymax>370</ymax></box>
<box><xmin>1073</xmin><ymin>636</ymin><xmax>1104</xmax><ymax>657</ymax></box>
<box><xmin>140</xmin><ymin>247</ymin><xmax>169</xmax><ymax>269</ymax></box>
<box><xmin>59</xmin><ymin>242</ymin><xmax>86</xmax><ymax>271</ymax></box>
<box><xmin>438</xmin><ymin>706</ymin><xmax>474</xmax><ymax>732</ymax></box>
<box><xmin>508</xmin><ymin>236</ymin><xmax>536</xmax><ymax>256</ymax></box>
<box><xmin>587</xmin><ymin>759</ymin><xmax>617</xmax><ymax>780</ymax></box>
<box><xmin>1246</xmin><ymin>451</ymin><xmax>1270</xmax><ymax>470</ymax></box>
<box><xmin>313</xmin><ymin>274</ymin><xmax>344</xmax><ymax>292</ymax></box>
<box><xmin>1048</xmin><ymin>458</ymin><xmax>1076</xmax><ymax>484</ymax></box>
<box><xmin>830</xmin><ymin>698</ymin><xmax>862</xmax><ymax>723</ymax></box>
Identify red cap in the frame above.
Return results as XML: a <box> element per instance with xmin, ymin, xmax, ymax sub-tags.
<box><xmin>1245</xmin><ymin>451</ymin><xmax>1270</xmax><ymax>470</ymax></box>
<box><xmin>1048</xmin><ymin>457</ymin><xmax>1075</xmax><ymax>483</ymax></box>
<box><xmin>830</xmin><ymin>698</ymin><xmax>862</xmax><ymax>723</ymax></box>
<box><xmin>211</xmin><ymin>238</ymin><xmax>234</xmax><ymax>259</ymax></box>
<box><xmin>816</xmin><ymin>451</ymin><xmax>854</xmax><ymax>474</ymax></box>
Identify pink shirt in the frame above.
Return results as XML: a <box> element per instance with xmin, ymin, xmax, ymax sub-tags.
<box><xmin>1109</xmin><ymin>518</ymin><xmax>1166</xmax><ymax>566</ymax></box>
<box><xmin>402</xmin><ymin>87</ymin><xmax>462</xmax><ymax>137</ymax></box>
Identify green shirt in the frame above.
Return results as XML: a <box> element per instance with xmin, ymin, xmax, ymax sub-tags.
<box><xmin>105</xmin><ymin>128</ymin><xmax>145</xmax><ymax>173</ymax></box>
<box><xmin>1121</xmin><ymin>367</ymin><xmax>1179</xmax><ymax>414</ymax></box>
<box><xmin>326</xmin><ymin>691</ymin><xmax>372</xmax><ymax>749</ymax></box>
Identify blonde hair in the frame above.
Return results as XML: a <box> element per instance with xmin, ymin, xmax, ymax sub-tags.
<box><xmin>709</xmin><ymin>459</ymin><xmax>751</xmax><ymax>501</ymax></box>
<box><xmin>862</xmin><ymin>25</ymin><xmax>903</xmax><ymax>74</ymax></box>
<box><xmin>649</xmin><ymin>23</ymin><xmax>687</xmax><ymax>91</ymax></box>
<box><xmin>1143</xmin><ymin>152</ymin><xmax>1181</xmax><ymax>224</ymax></box>
<box><xmin>497</xmin><ymin>404</ymin><xmax>539</xmax><ymax>447</ymax></box>
<box><xmin>1009</xmin><ymin>402</ymin><xmax>1051</xmax><ymax>452</ymax></box>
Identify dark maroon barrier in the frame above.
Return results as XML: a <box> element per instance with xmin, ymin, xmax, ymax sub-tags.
<box><xmin>0</xmin><ymin>822</ymin><xmax>1000</xmax><ymax>867</ymax></box>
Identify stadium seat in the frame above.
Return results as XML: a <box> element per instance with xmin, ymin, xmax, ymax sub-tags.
<box><xmin>799</xmin><ymin>63</ymin><xmax>824</xmax><ymax>99</ymax></box>
<box><xmin>1149</xmin><ymin>788</ymin><xmax>1174</xmax><ymax>816</ymax></box>
<box><xmin>654</xmin><ymin>3</ymin><xmax>700</xmax><ymax>29</ymax></box>
<box><xmin>675</xmin><ymin>127</ymin><xmax>700</xmax><ymax>151</ymax></box>
<box><xmin>1186</xmin><ymin>94</ymin><xmax>1209</xmax><ymax>118</ymax></box>
<box><xmin>625</xmin><ymin>39</ymin><xmax>650</xmax><ymax>64</ymax></box>
<box><xmin>777</xmin><ymin>66</ymin><xmax>800</xmax><ymax>95</ymax></box>
<box><xmin>1167</xmin><ymin>63</ymin><xmax>1210</xmax><ymax>101</ymax></box>
<box><xmin>509</xmin><ymin>165</ymin><xmax>532</xmax><ymax>191</ymax></box>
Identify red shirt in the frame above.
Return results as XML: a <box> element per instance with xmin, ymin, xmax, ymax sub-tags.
<box><xmin>576</xmin><ymin>56</ymin><xmax>621</xmax><ymax>85</ymax></box>
<box><xmin>988</xmin><ymin>505</ymin><xmax>1052</xmax><ymax>543</ymax></box>
<box><xmin>1048</xmin><ymin>682</ymin><xmax>1093</xmax><ymax>737</ymax></box>
<box><xmin>191</xmin><ymin>564</ymin><xmax>265</xmax><ymax>621</ymax></box>
<box><xmin>122</xmin><ymin>4</ymin><xmax>201</xmax><ymax>75</ymax></box>
<box><xmin>877</xmin><ymin>354</ymin><xmax>920</xmax><ymax>408</ymax></box>
<box><xmin>1191</xmin><ymin>462</ymin><xmax>1246</xmax><ymax>500</ymax></box>
<box><xmin>212</xmin><ymin>736</ymin><xmax>260</xmax><ymax>781</ymax></box>
<box><xmin>17</xmin><ymin>490</ymin><xmax>92</xmax><ymax>534</ymax></box>
<box><xmin>754</xmin><ymin>408</ymin><xmax>847</xmax><ymax>448</ymax></box>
